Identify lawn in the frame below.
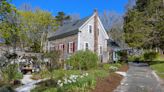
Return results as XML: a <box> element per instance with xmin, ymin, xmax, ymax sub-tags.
<box><xmin>151</xmin><ymin>63</ymin><xmax>164</xmax><ymax>79</ymax></box>
<box><xmin>150</xmin><ymin>55</ymin><xmax>164</xmax><ymax>79</ymax></box>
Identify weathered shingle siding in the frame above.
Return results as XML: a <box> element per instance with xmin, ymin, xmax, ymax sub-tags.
<box><xmin>78</xmin><ymin>15</ymin><xmax>109</xmax><ymax>63</ymax></box>
<box><xmin>49</xmin><ymin>34</ymin><xmax>78</xmax><ymax>59</ymax></box>
<box><xmin>78</xmin><ymin>17</ymin><xmax>95</xmax><ymax>51</ymax></box>
<box><xmin>97</xmin><ymin>20</ymin><xmax>108</xmax><ymax>63</ymax></box>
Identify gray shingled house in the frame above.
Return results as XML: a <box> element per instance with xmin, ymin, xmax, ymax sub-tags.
<box><xmin>47</xmin><ymin>10</ymin><xmax>109</xmax><ymax>63</ymax></box>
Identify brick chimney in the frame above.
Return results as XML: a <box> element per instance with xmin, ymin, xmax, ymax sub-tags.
<box><xmin>94</xmin><ymin>9</ymin><xmax>98</xmax><ymax>53</ymax></box>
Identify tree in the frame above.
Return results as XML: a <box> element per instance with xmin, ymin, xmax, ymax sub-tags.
<box><xmin>0</xmin><ymin>0</ymin><xmax>21</xmax><ymax>53</ymax></box>
<box><xmin>125</xmin><ymin>0</ymin><xmax>136</xmax><ymax>10</ymax></box>
<box><xmin>0</xmin><ymin>0</ymin><xmax>13</xmax><ymax>21</ymax></box>
<box><xmin>55</xmin><ymin>12</ymin><xmax>70</xmax><ymax>26</ymax></box>
<box><xmin>44</xmin><ymin>51</ymin><xmax>61</xmax><ymax>79</ymax></box>
<box><xmin>100</xmin><ymin>11</ymin><xmax>127</xmax><ymax>48</ymax></box>
<box><xmin>19</xmin><ymin>8</ymin><xmax>58</xmax><ymax>52</ymax></box>
<box><xmin>124</xmin><ymin>0</ymin><xmax>164</xmax><ymax>49</ymax></box>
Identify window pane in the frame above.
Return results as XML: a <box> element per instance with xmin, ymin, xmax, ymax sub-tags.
<box><xmin>89</xmin><ymin>25</ymin><xmax>92</xmax><ymax>33</ymax></box>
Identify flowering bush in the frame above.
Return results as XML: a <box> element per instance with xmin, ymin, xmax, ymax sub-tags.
<box><xmin>109</xmin><ymin>66</ymin><xmax>118</xmax><ymax>72</ymax></box>
<box><xmin>57</xmin><ymin>73</ymin><xmax>96</xmax><ymax>92</ymax></box>
<box><xmin>57</xmin><ymin>73</ymin><xmax>89</xmax><ymax>87</ymax></box>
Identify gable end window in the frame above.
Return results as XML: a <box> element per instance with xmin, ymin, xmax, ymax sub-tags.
<box><xmin>88</xmin><ymin>25</ymin><xmax>92</xmax><ymax>33</ymax></box>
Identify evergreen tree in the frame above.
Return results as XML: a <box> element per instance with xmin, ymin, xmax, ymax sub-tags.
<box><xmin>124</xmin><ymin>0</ymin><xmax>164</xmax><ymax>49</ymax></box>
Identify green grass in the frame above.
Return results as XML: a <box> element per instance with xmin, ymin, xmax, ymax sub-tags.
<box><xmin>150</xmin><ymin>55</ymin><xmax>164</xmax><ymax>79</ymax></box>
<box><xmin>151</xmin><ymin>63</ymin><xmax>164</xmax><ymax>78</ymax></box>
<box><xmin>156</xmin><ymin>55</ymin><xmax>164</xmax><ymax>61</ymax></box>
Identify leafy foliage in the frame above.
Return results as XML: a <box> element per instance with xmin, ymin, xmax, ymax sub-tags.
<box><xmin>124</xmin><ymin>0</ymin><xmax>164</xmax><ymax>49</ymax></box>
<box><xmin>19</xmin><ymin>9</ymin><xmax>58</xmax><ymax>52</ymax></box>
<box><xmin>1</xmin><ymin>64</ymin><xmax>23</xmax><ymax>82</ymax></box>
<box><xmin>44</xmin><ymin>50</ymin><xmax>61</xmax><ymax>78</ymax></box>
<box><xmin>0</xmin><ymin>85</ymin><xmax>15</xmax><ymax>92</ymax></box>
<box><xmin>67</xmin><ymin>50</ymin><xmax>98</xmax><ymax>70</ymax></box>
<box><xmin>143</xmin><ymin>51</ymin><xmax>159</xmax><ymax>61</ymax></box>
<box><xmin>55</xmin><ymin>12</ymin><xmax>70</xmax><ymax>26</ymax></box>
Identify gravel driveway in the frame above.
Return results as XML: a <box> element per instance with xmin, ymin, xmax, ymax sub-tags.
<box><xmin>115</xmin><ymin>62</ymin><xmax>163</xmax><ymax>92</ymax></box>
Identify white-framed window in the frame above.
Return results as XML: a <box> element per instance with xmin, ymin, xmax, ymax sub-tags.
<box><xmin>99</xmin><ymin>45</ymin><xmax>103</xmax><ymax>55</ymax></box>
<box><xmin>97</xmin><ymin>28</ymin><xmax>99</xmax><ymax>36</ymax></box>
<box><xmin>68</xmin><ymin>42</ymin><xmax>74</xmax><ymax>53</ymax></box>
<box><xmin>88</xmin><ymin>25</ymin><xmax>92</xmax><ymax>33</ymax></box>
<box><xmin>59</xmin><ymin>44</ymin><xmax>64</xmax><ymax>51</ymax></box>
<box><xmin>84</xmin><ymin>42</ymin><xmax>89</xmax><ymax>51</ymax></box>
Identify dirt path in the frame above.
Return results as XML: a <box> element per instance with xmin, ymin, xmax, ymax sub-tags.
<box><xmin>15</xmin><ymin>75</ymin><xmax>46</xmax><ymax>92</ymax></box>
<box><xmin>114</xmin><ymin>62</ymin><xmax>163</xmax><ymax>92</ymax></box>
<box><xmin>92</xmin><ymin>64</ymin><xmax>128</xmax><ymax>92</ymax></box>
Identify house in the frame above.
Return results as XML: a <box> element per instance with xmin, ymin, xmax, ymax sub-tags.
<box><xmin>47</xmin><ymin>10</ymin><xmax>109</xmax><ymax>63</ymax></box>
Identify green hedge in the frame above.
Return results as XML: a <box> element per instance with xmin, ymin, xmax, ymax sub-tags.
<box><xmin>143</xmin><ymin>51</ymin><xmax>159</xmax><ymax>61</ymax></box>
<box><xmin>67</xmin><ymin>50</ymin><xmax>98</xmax><ymax>70</ymax></box>
<box><xmin>128</xmin><ymin>51</ymin><xmax>159</xmax><ymax>62</ymax></box>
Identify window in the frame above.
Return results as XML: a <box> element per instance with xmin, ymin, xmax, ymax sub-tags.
<box><xmin>97</xmin><ymin>28</ymin><xmax>99</xmax><ymax>36</ymax></box>
<box><xmin>99</xmin><ymin>46</ymin><xmax>103</xmax><ymax>55</ymax></box>
<box><xmin>88</xmin><ymin>25</ymin><xmax>92</xmax><ymax>33</ymax></box>
<box><xmin>59</xmin><ymin>44</ymin><xmax>64</xmax><ymax>51</ymax></box>
<box><xmin>84</xmin><ymin>42</ymin><xmax>89</xmax><ymax>50</ymax></box>
<box><xmin>68</xmin><ymin>42</ymin><xmax>75</xmax><ymax>53</ymax></box>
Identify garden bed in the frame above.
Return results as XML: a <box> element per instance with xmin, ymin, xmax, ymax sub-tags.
<box><xmin>92</xmin><ymin>64</ymin><xmax>129</xmax><ymax>92</ymax></box>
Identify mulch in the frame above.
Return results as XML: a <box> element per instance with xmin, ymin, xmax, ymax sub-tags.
<box><xmin>118</xmin><ymin>64</ymin><xmax>129</xmax><ymax>72</ymax></box>
<box><xmin>92</xmin><ymin>64</ymin><xmax>129</xmax><ymax>92</ymax></box>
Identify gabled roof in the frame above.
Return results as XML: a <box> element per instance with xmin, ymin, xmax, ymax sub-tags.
<box><xmin>48</xmin><ymin>16</ymin><xmax>91</xmax><ymax>41</ymax></box>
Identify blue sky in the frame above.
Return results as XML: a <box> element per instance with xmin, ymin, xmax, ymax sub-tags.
<box><xmin>11</xmin><ymin>0</ymin><xmax>128</xmax><ymax>18</ymax></box>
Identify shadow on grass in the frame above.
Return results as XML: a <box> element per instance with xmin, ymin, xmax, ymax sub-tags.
<box><xmin>147</xmin><ymin>60</ymin><xmax>164</xmax><ymax>65</ymax></box>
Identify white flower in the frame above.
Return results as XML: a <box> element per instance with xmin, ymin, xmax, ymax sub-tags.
<box><xmin>80</xmin><ymin>75</ymin><xmax>84</xmax><ymax>78</ymax></box>
<box><xmin>72</xmin><ymin>79</ymin><xmax>76</xmax><ymax>83</ymax></box>
<box><xmin>67</xmin><ymin>79</ymin><xmax>72</xmax><ymax>83</ymax></box>
<box><xmin>58</xmin><ymin>80</ymin><xmax>61</xmax><ymax>83</ymax></box>
<box><xmin>59</xmin><ymin>83</ymin><xmax>63</xmax><ymax>87</ymax></box>
<box><xmin>64</xmin><ymin>78</ymin><xmax>68</xmax><ymax>84</ymax></box>
<box><xmin>109</xmin><ymin>66</ymin><xmax>118</xmax><ymax>71</ymax></box>
<box><xmin>85</xmin><ymin>73</ymin><xmax>88</xmax><ymax>76</ymax></box>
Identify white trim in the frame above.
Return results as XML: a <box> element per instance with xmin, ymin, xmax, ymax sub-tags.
<box><xmin>77</xmin><ymin>32</ymin><xmax>81</xmax><ymax>50</ymax></box>
<box><xmin>68</xmin><ymin>42</ymin><xmax>73</xmax><ymax>53</ymax></box>
<box><xmin>79</xmin><ymin>14</ymin><xmax>95</xmax><ymax>30</ymax></box>
<box><xmin>97</xmin><ymin>17</ymin><xmax>109</xmax><ymax>39</ymax></box>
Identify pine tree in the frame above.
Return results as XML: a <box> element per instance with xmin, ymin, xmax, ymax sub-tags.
<box><xmin>124</xmin><ymin>0</ymin><xmax>164</xmax><ymax>49</ymax></box>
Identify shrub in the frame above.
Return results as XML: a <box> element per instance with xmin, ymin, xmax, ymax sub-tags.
<box><xmin>128</xmin><ymin>55</ymin><xmax>144</xmax><ymax>62</ymax></box>
<box><xmin>1</xmin><ymin>64</ymin><xmax>22</xmax><ymax>82</ymax></box>
<box><xmin>0</xmin><ymin>85</ymin><xmax>15</xmax><ymax>92</ymax></box>
<box><xmin>67</xmin><ymin>50</ymin><xmax>98</xmax><ymax>70</ymax></box>
<box><xmin>102</xmin><ymin>63</ymin><xmax>121</xmax><ymax>72</ymax></box>
<box><xmin>117</xmin><ymin>51</ymin><xmax>128</xmax><ymax>61</ymax></box>
<box><xmin>109</xmin><ymin>66</ymin><xmax>118</xmax><ymax>72</ymax></box>
<box><xmin>44</xmin><ymin>50</ymin><xmax>61</xmax><ymax>79</ymax></box>
<box><xmin>143</xmin><ymin>51</ymin><xmax>159</xmax><ymax>61</ymax></box>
